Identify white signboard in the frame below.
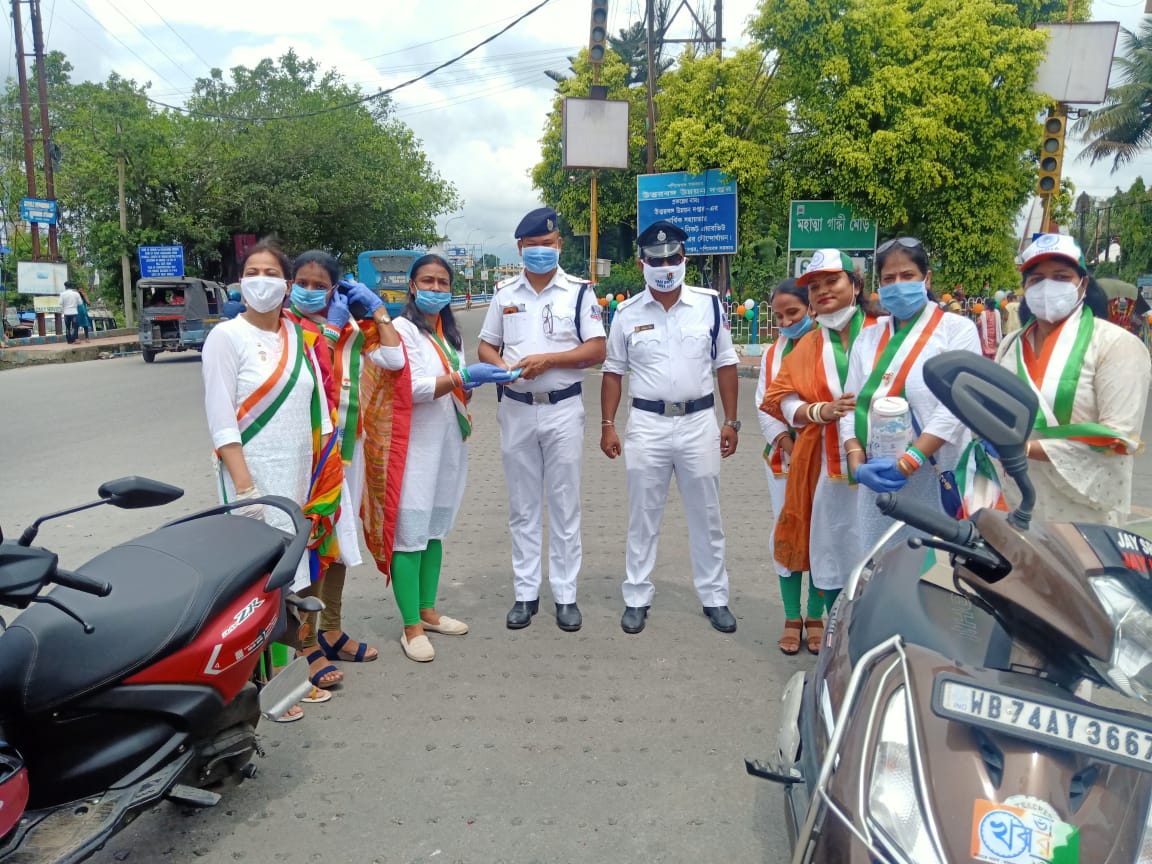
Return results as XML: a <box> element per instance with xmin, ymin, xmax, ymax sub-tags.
<box><xmin>563</xmin><ymin>97</ymin><xmax>630</xmax><ymax>170</ymax></box>
<box><xmin>17</xmin><ymin>261</ymin><xmax>69</xmax><ymax>295</ymax></box>
<box><xmin>32</xmin><ymin>295</ymin><xmax>61</xmax><ymax>314</ymax></box>
<box><xmin>1035</xmin><ymin>22</ymin><xmax>1120</xmax><ymax>104</ymax></box>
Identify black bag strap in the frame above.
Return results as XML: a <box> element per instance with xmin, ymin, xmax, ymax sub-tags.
<box><xmin>710</xmin><ymin>293</ymin><xmax>720</xmax><ymax>360</ymax></box>
<box><xmin>574</xmin><ymin>281</ymin><xmax>589</xmax><ymax>344</ymax></box>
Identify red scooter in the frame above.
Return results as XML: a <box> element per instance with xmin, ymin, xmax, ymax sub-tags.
<box><xmin>0</xmin><ymin>477</ymin><xmax>313</xmax><ymax>863</ymax></box>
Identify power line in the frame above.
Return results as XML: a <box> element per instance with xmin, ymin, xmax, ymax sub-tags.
<box><xmin>64</xmin><ymin>0</ymin><xmax>188</xmax><ymax>95</ymax></box>
<box><xmin>91</xmin><ymin>0</ymin><xmax>199</xmax><ymax>85</ymax></box>
<box><xmin>142</xmin><ymin>0</ymin><xmax>556</xmax><ymax>122</ymax></box>
<box><xmin>361</xmin><ymin>13</ymin><xmax>521</xmax><ymax>61</ymax></box>
<box><xmin>136</xmin><ymin>0</ymin><xmax>215</xmax><ymax>74</ymax></box>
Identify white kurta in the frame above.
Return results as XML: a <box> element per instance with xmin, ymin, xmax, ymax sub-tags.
<box><xmin>995</xmin><ymin>314</ymin><xmax>1151</xmax><ymax>525</ymax></box>
<box><xmin>756</xmin><ymin>341</ymin><xmax>793</xmax><ymax>580</ymax></box>
<box><xmin>839</xmin><ymin>310</ymin><xmax>981</xmax><ymax>550</ymax></box>
<box><xmin>202</xmin><ymin>316</ymin><xmax>332</xmax><ymax>590</ymax></box>
<box><xmin>392</xmin><ymin>316</ymin><xmax>468</xmax><ymax>552</ymax></box>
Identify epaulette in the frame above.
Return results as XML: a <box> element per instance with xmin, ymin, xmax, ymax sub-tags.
<box><xmin>616</xmin><ymin>293</ymin><xmax>644</xmax><ymax>312</ymax></box>
<box><xmin>685</xmin><ymin>285</ymin><xmax>720</xmax><ymax>298</ymax></box>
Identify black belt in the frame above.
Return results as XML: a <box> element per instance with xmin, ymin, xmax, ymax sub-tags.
<box><xmin>499</xmin><ymin>381</ymin><xmax>582</xmax><ymax>406</ymax></box>
<box><xmin>631</xmin><ymin>393</ymin><xmax>715</xmax><ymax>417</ymax></box>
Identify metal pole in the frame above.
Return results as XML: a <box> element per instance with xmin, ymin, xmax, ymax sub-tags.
<box><xmin>29</xmin><ymin>0</ymin><xmax>56</xmax><ymax>258</ymax></box>
<box><xmin>11</xmin><ymin>0</ymin><xmax>40</xmax><ymax>262</ymax></box>
<box><xmin>645</xmin><ymin>0</ymin><xmax>657</xmax><ymax>174</ymax></box>
<box><xmin>714</xmin><ymin>0</ymin><xmax>722</xmax><ymax>57</ymax></box>
<box><xmin>117</xmin><ymin>120</ymin><xmax>134</xmax><ymax>327</ymax></box>
<box><xmin>589</xmin><ymin>170</ymin><xmax>599</xmax><ymax>286</ymax></box>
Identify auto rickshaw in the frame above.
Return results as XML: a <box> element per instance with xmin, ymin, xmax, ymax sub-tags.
<box><xmin>136</xmin><ymin>277</ymin><xmax>228</xmax><ymax>363</ymax></box>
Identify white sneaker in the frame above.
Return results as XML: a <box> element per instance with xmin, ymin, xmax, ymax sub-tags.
<box><xmin>400</xmin><ymin>633</ymin><xmax>435</xmax><ymax>662</ymax></box>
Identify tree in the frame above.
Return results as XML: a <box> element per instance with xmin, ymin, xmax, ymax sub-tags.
<box><xmin>749</xmin><ymin>0</ymin><xmax>1079</xmax><ymax>287</ymax></box>
<box><xmin>1077</xmin><ymin>19</ymin><xmax>1152</xmax><ymax>173</ymax></box>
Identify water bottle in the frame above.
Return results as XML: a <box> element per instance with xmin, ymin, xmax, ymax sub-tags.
<box><xmin>869</xmin><ymin>396</ymin><xmax>913</xmax><ymax>459</ymax></box>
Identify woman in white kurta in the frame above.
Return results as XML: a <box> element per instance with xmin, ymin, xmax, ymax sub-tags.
<box><xmin>995</xmin><ymin>234</ymin><xmax>1150</xmax><ymax>526</ymax></box>
<box><xmin>389</xmin><ymin>254</ymin><xmax>518</xmax><ymax>662</ymax></box>
<box><xmin>843</xmin><ymin>238</ymin><xmax>980</xmax><ymax>551</ymax></box>
<box><xmin>756</xmin><ymin>279</ymin><xmax>827</xmax><ymax>654</ymax></box>
<box><xmin>202</xmin><ymin>243</ymin><xmax>333</xmax><ymax>719</ymax></box>
<box><xmin>763</xmin><ymin>249</ymin><xmax>882</xmax><ymax>619</ymax></box>
<box><xmin>283</xmin><ymin>250</ymin><xmax>406</xmax><ymax>672</ymax></box>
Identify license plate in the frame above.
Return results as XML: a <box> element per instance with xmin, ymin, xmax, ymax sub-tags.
<box><xmin>934</xmin><ymin>675</ymin><xmax>1152</xmax><ymax>773</ymax></box>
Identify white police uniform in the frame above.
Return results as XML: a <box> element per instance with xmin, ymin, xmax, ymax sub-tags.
<box><xmin>602</xmin><ymin>283</ymin><xmax>739</xmax><ymax>608</ymax></box>
<box><xmin>479</xmin><ymin>265</ymin><xmax>606</xmax><ymax>605</ymax></box>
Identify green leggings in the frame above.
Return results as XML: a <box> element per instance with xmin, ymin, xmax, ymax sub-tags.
<box><xmin>778</xmin><ymin>571</ymin><xmax>827</xmax><ymax>620</ymax></box>
<box><xmin>390</xmin><ymin>540</ymin><xmax>442</xmax><ymax>626</ymax></box>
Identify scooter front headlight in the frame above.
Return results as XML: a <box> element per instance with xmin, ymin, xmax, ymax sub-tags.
<box><xmin>1088</xmin><ymin>576</ymin><xmax>1152</xmax><ymax>702</ymax></box>
<box><xmin>867</xmin><ymin>687</ymin><xmax>943</xmax><ymax>864</ymax></box>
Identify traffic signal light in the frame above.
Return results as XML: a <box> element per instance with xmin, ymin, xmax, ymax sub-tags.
<box><xmin>1037</xmin><ymin>109</ymin><xmax>1066</xmax><ymax>196</ymax></box>
<box><xmin>589</xmin><ymin>0</ymin><xmax>608</xmax><ymax>64</ymax></box>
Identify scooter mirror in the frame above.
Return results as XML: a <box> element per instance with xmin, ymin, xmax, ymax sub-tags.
<box><xmin>922</xmin><ymin>351</ymin><xmax>1038</xmax><ymax>465</ymax></box>
<box><xmin>97</xmin><ymin>476</ymin><xmax>185</xmax><ymax>510</ymax></box>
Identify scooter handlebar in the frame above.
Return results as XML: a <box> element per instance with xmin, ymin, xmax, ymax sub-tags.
<box><xmin>875</xmin><ymin>492</ymin><xmax>978</xmax><ymax>545</ymax></box>
<box><xmin>53</xmin><ymin>568</ymin><xmax>112</xmax><ymax>597</ymax></box>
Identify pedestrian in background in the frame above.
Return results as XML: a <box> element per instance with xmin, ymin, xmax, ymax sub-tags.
<box><xmin>390</xmin><ymin>253</ymin><xmax>517</xmax><ymax>662</ymax></box>
<box><xmin>59</xmin><ymin>280</ymin><xmax>81</xmax><ymax>344</ymax></box>
<box><xmin>601</xmin><ymin>220</ymin><xmax>741</xmax><ymax>636</ymax></box>
<box><xmin>477</xmin><ymin>207</ymin><xmax>606</xmax><ymax>633</ymax></box>
<box><xmin>283</xmin><ymin>250</ymin><xmax>408</xmax><ymax>688</ymax></box>
<box><xmin>763</xmin><ymin>249</ymin><xmax>880</xmax><ymax>616</ymax></box>
<box><xmin>76</xmin><ymin>287</ymin><xmax>93</xmax><ymax>342</ymax></box>
<box><xmin>995</xmin><ymin>234</ymin><xmax>1151</xmax><ymax>525</ymax></box>
<box><xmin>221</xmin><ymin>286</ymin><xmax>245</xmax><ymax>320</ymax></box>
<box><xmin>976</xmin><ymin>298</ymin><xmax>1002</xmax><ymax>359</ymax></box>
<box><xmin>756</xmin><ymin>278</ymin><xmax>825</xmax><ymax>655</ymax></box>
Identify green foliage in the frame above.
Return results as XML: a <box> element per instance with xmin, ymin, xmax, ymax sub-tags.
<box><xmin>0</xmin><ymin>50</ymin><xmax>457</xmax><ymax>312</ymax></box>
<box><xmin>1077</xmin><ymin>19</ymin><xmax>1152</xmax><ymax>174</ymax></box>
<box><xmin>1080</xmin><ymin>177</ymin><xmax>1152</xmax><ymax>282</ymax></box>
<box><xmin>594</xmin><ymin>260</ymin><xmax>644</xmax><ymax>298</ymax></box>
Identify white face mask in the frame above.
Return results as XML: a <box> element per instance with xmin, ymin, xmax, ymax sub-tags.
<box><xmin>643</xmin><ymin>261</ymin><xmax>686</xmax><ymax>293</ymax></box>
<box><xmin>815</xmin><ymin>303</ymin><xmax>857</xmax><ymax>332</ymax></box>
<box><xmin>1025</xmin><ymin>278</ymin><xmax>1081</xmax><ymax>323</ymax></box>
<box><xmin>240</xmin><ymin>275</ymin><xmax>287</xmax><ymax>313</ymax></box>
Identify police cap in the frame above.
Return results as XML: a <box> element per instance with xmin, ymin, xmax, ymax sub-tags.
<box><xmin>515</xmin><ymin>207</ymin><xmax>559</xmax><ymax>239</ymax></box>
<box><xmin>638</xmin><ymin>221</ymin><xmax>687</xmax><ymax>258</ymax></box>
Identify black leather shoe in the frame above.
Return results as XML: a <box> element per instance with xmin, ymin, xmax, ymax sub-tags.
<box><xmin>556</xmin><ymin>603</ymin><xmax>582</xmax><ymax>632</ymax></box>
<box><xmin>703</xmin><ymin>605</ymin><xmax>737</xmax><ymax>633</ymax></box>
<box><xmin>506</xmin><ymin>599</ymin><xmax>539</xmax><ymax>630</ymax></box>
<box><xmin>621</xmin><ymin>605</ymin><xmax>649</xmax><ymax>634</ymax></box>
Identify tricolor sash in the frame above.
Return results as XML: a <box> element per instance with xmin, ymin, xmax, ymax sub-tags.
<box><xmin>814</xmin><ymin>309</ymin><xmax>865</xmax><ymax>479</ymax></box>
<box><xmin>1012</xmin><ymin>305</ymin><xmax>1142</xmax><ymax>455</ymax></box>
<box><xmin>235</xmin><ymin>323</ymin><xmax>305</xmax><ymax>446</ymax></box>
<box><xmin>761</xmin><ymin>338</ymin><xmax>794</xmax><ymax>477</ymax></box>
<box><xmin>331</xmin><ymin>324</ymin><xmax>366</xmax><ymax>464</ymax></box>
<box><xmin>853</xmin><ymin>304</ymin><xmax>944</xmax><ymax>450</ymax></box>
<box><xmin>955</xmin><ymin>439</ymin><xmax>1008</xmax><ymax>517</ymax></box>
<box><xmin>428</xmin><ymin>321</ymin><xmax>472</xmax><ymax>441</ymax></box>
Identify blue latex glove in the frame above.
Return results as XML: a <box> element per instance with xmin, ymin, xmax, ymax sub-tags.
<box><xmin>855</xmin><ymin>457</ymin><xmax>909</xmax><ymax>493</ymax></box>
<box><xmin>340</xmin><ymin>279</ymin><xmax>382</xmax><ymax>314</ymax></box>
<box><xmin>460</xmin><ymin>362</ymin><xmax>518</xmax><ymax>387</ymax></box>
<box><xmin>980</xmin><ymin>439</ymin><xmax>1000</xmax><ymax>460</ymax></box>
<box><xmin>326</xmin><ymin>289</ymin><xmax>351</xmax><ymax>329</ymax></box>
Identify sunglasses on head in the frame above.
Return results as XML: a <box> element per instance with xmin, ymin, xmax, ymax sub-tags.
<box><xmin>876</xmin><ymin>237</ymin><xmax>923</xmax><ymax>255</ymax></box>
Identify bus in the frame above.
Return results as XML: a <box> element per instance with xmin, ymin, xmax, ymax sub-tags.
<box><xmin>356</xmin><ymin>249</ymin><xmax>425</xmax><ymax>317</ymax></box>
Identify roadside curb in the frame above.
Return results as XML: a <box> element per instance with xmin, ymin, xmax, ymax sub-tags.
<box><xmin>0</xmin><ymin>338</ymin><xmax>140</xmax><ymax>370</ymax></box>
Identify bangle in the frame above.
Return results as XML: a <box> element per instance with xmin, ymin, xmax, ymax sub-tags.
<box><xmin>806</xmin><ymin>402</ymin><xmax>823</xmax><ymax>424</ymax></box>
<box><xmin>774</xmin><ymin>432</ymin><xmax>791</xmax><ymax>446</ymax></box>
<box><xmin>844</xmin><ymin>447</ymin><xmax>864</xmax><ymax>456</ymax></box>
<box><xmin>905</xmin><ymin>445</ymin><xmax>926</xmax><ymax>466</ymax></box>
<box><xmin>896</xmin><ymin>455</ymin><xmax>918</xmax><ymax>477</ymax></box>
<box><xmin>601</xmin><ymin>420</ymin><xmax>615</xmax><ymax>426</ymax></box>
<box><xmin>235</xmin><ymin>485</ymin><xmax>255</xmax><ymax>496</ymax></box>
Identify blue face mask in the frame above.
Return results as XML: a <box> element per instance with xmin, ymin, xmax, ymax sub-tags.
<box><xmin>879</xmin><ymin>280</ymin><xmax>929</xmax><ymax>320</ymax></box>
<box><xmin>779</xmin><ymin>316</ymin><xmax>813</xmax><ymax>340</ymax></box>
<box><xmin>522</xmin><ymin>246</ymin><xmax>559</xmax><ymax>274</ymax></box>
<box><xmin>415</xmin><ymin>290</ymin><xmax>452</xmax><ymax>314</ymax></box>
<box><xmin>290</xmin><ymin>284</ymin><xmax>329</xmax><ymax>314</ymax></box>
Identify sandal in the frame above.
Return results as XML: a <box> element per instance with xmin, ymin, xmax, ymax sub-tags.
<box><xmin>275</xmin><ymin>704</ymin><xmax>304</xmax><ymax>723</ymax></box>
<box><xmin>318</xmin><ymin>631</ymin><xmax>379</xmax><ymax>663</ymax></box>
<box><xmin>778</xmin><ymin>619</ymin><xmax>804</xmax><ymax>656</ymax></box>
<box><xmin>302</xmin><ymin>649</ymin><xmax>344</xmax><ymax>688</ymax></box>
<box><xmin>804</xmin><ymin>618</ymin><xmax>825</xmax><ymax>655</ymax></box>
<box><xmin>301</xmin><ymin>686</ymin><xmax>332</xmax><ymax>704</ymax></box>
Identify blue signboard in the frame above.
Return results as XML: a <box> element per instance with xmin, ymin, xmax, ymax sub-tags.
<box><xmin>20</xmin><ymin>197</ymin><xmax>57</xmax><ymax>225</ymax></box>
<box><xmin>636</xmin><ymin>170</ymin><xmax>738</xmax><ymax>255</ymax></box>
<box><xmin>138</xmin><ymin>245</ymin><xmax>185</xmax><ymax>278</ymax></box>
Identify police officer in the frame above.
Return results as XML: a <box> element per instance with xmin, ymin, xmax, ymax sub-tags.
<box><xmin>478</xmin><ymin>207</ymin><xmax>607</xmax><ymax>632</ymax></box>
<box><xmin>600</xmin><ymin>220</ymin><xmax>740</xmax><ymax>634</ymax></box>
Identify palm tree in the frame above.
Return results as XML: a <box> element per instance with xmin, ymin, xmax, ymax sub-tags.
<box><xmin>1077</xmin><ymin>18</ymin><xmax>1152</xmax><ymax>173</ymax></box>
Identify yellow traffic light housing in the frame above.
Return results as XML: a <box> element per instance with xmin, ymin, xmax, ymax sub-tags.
<box><xmin>1037</xmin><ymin>109</ymin><xmax>1066</xmax><ymax>196</ymax></box>
<box><xmin>589</xmin><ymin>0</ymin><xmax>608</xmax><ymax>64</ymax></box>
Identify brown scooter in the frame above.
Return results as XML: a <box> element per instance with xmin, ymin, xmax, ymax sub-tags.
<box><xmin>748</xmin><ymin>351</ymin><xmax>1152</xmax><ymax>863</ymax></box>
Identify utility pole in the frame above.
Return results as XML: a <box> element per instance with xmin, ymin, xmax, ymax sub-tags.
<box><xmin>29</xmin><ymin>0</ymin><xmax>57</xmax><ymax>259</ymax></box>
<box><xmin>117</xmin><ymin>119</ymin><xmax>134</xmax><ymax>327</ymax></box>
<box><xmin>714</xmin><ymin>0</ymin><xmax>723</xmax><ymax>57</ymax></box>
<box><xmin>645</xmin><ymin>0</ymin><xmax>657</xmax><ymax>175</ymax></box>
<box><xmin>11</xmin><ymin>0</ymin><xmax>39</xmax><ymax>262</ymax></box>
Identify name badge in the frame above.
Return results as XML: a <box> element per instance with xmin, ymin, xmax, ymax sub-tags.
<box><xmin>503</xmin><ymin>304</ymin><xmax>526</xmax><ymax>315</ymax></box>
<box><xmin>633</xmin><ymin>324</ymin><xmax>655</xmax><ymax>333</ymax></box>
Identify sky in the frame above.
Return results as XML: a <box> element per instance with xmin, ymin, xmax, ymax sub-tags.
<box><xmin>1</xmin><ymin>0</ymin><xmax>1147</xmax><ymax>265</ymax></box>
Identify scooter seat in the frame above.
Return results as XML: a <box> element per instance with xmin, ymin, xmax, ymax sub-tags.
<box><xmin>0</xmin><ymin>515</ymin><xmax>289</xmax><ymax>715</ymax></box>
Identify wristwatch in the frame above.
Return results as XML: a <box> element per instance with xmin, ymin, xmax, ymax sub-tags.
<box><xmin>373</xmin><ymin>309</ymin><xmax>392</xmax><ymax>324</ymax></box>
<box><xmin>724</xmin><ymin>419</ymin><xmax>741</xmax><ymax>432</ymax></box>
